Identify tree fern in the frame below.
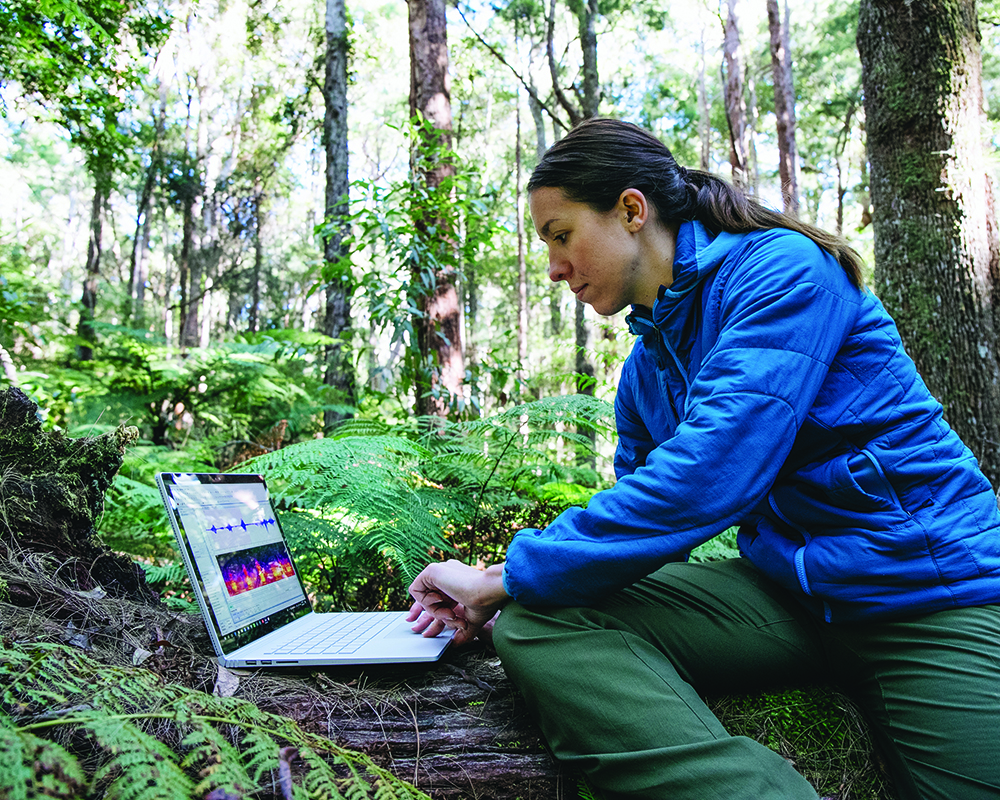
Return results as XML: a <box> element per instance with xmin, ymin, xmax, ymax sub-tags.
<box><xmin>2</xmin><ymin>641</ymin><xmax>432</xmax><ymax>800</ymax></box>
<box><xmin>238</xmin><ymin>435</ymin><xmax>453</xmax><ymax>584</ymax></box>
<box><xmin>237</xmin><ymin>395</ymin><xmax>615</xmax><ymax>589</ymax></box>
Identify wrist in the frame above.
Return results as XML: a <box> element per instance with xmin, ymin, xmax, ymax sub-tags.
<box><xmin>482</xmin><ymin>563</ymin><xmax>511</xmax><ymax>606</ymax></box>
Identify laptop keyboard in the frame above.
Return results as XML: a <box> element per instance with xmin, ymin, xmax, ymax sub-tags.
<box><xmin>270</xmin><ymin>613</ymin><xmax>402</xmax><ymax>655</ymax></box>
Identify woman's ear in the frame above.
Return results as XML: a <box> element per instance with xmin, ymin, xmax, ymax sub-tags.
<box><xmin>618</xmin><ymin>188</ymin><xmax>649</xmax><ymax>232</ymax></box>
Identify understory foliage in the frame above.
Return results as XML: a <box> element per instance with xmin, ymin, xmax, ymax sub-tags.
<box><xmin>232</xmin><ymin>394</ymin><xmax>615</xmax><ymax>610</ymax></box>
<box><xmin>0</xmin><ymin>640</ymin><xmax>431</xmax><ymax>800</ymax></box>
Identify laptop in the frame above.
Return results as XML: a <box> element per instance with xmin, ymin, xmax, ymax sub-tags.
<box><xmin>155</xmin><ymin>472</ymin><xmax>453</xmax><ymax>668</ymax></box>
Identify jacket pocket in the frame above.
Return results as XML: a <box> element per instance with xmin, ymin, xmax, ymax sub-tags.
<box><xmin>795</xmin><ymin>449</ymin><xmax>900</xmax><ymax>513</ymax></box>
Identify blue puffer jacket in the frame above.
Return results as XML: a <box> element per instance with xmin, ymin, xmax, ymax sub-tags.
<box><xmin>503</xmin><ymin>220</ymin><xmax>1000</xmax><ymax>622</ymax></box>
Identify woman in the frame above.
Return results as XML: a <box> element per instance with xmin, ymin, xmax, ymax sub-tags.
<box><xmin>407</xmin><ymin>118</ymin><xmax>1000</xmax><ymax>800</ymax></box>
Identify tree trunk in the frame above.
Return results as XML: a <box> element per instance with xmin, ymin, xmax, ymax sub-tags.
<box><xmin>128</xmin><ymin>164</ymin><xmax>155</xmax><ymax>330</ymax></box>
<box><xmin>547</xmin><ymin>0</ymin><xmax>581</xmax><ymax>128</ymax></box>
<box><xmin>516</xmin><ymin>100</ymin><xmax>528</xmax><ymax>386</ymax></box>
<box><xmin>578</xmin><ymin>0</ymin><xmax>600</xmax><ymax>118</ymax></box>
<box><xmin>698</xmin><ymin>27</ymin><xmax>711</xmax><ymax>171</ymax></box>
<box><xmin>323</xmin><ymin>0</ymin><xmax>356</xmax><ymax>429</ymax></box>
<box><xmin>249</xmin><ymin>184</ymin><xmax>263</xmax><ymax>334</ymax></box>
<box><xmin>128</xmin><ymin>95</ymin><xmax>167</xmax><ymax>330</ymax></box>
<box><xmin>408</xmin><ymin>0</ymin><xmax>464</xmax><ymax>418</ymax></box>
<box><xmin>722</xmin><ymin>0</ymin><xmax>751</xmax><ymax>190</ymax></box>
<box><xmin>858</xmin><ymin>0</ymin><xmax>1000</xmax><ymax>486</ymax></box>
<box><xmin>179</xmin><ymin>84</ymin><xmax>208</xmax><ymax>351</ymax></box>
<box><xmin>178</xmin><ymin>175</ymin><xmax>196</xmax><ymax>349</ymax></box>
<box><xmin>767</xmin><ymin>0</ymin><xmax>799</xmax><ymax>216</ymax></box>
<box><xmin>77</xmin><ymin>181</ymin><xmax>105</xmax><ymax>361</ymax></box>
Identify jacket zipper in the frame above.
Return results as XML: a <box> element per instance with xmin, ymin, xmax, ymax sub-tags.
<box><xmin>768</xmin><ymin>493</ymin><xmax>813</xmax><ymax>597</ymax></box>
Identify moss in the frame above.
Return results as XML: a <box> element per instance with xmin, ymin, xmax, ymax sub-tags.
<box><xmin>0</xmin><ymin>389</ymin><xmax>138</xmax><ymax>543</ymax></box>
<box><xmin>0</xmin><ymin>388</ymin><xmax>150</xmax><ymax>602</ymax></box>
<box><xmin>710</xmin><ymin>687</ymin><xmax>890</xmax><ymax>799</ymax></box>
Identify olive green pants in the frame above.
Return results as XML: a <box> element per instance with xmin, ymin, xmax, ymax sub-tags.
<box><xmin>492</xmin><ymin>558</ymin><xmax>1000</xmax><ymax>800</ymax></box>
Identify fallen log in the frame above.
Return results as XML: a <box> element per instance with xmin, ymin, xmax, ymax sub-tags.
<box><xmin>239</xmin><ymin>639</ymin><xmax>889</xmax><ymax>800</ymax></box>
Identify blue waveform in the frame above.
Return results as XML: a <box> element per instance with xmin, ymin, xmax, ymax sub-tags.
<box><xmin>207</xmin><ymin>518</ymin><xmax>277</xmax><ymax>535</ymax></box>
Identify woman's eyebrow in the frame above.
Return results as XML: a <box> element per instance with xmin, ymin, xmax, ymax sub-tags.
<box><xmin>539</xmin><ymin>219</ymin><xmax>559</xmax><ymax>238</ymax></box>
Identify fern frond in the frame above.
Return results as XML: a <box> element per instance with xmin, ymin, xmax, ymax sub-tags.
<box><xmin>0</xmin><ymin>711</ymin><xmax>88</xmax><ymax>800</ymax></box>
<box><xmin>240</xmin><ymin>725</ymin><xmax>281</xmax><ymax>784</ymax></box>
<box><xmin>0</xmin><ymin>711</ymin><xmax>34</xmax><ymax>800</ymax></box>
<box><xmin>180</xmin><ymin>721</ymin><xmax>255</xmax><ymax>797</ymax></box>
<box><xmin>4</xmin><ymin>641</ymin><xmax>433</xmax><ymax>800</ymax></box>
<box><xmin>299</xmin><ymin>742</ymin><xmax>370</xmax><ymax>800</ymax></box>
<box><xmin>328</xmin><ymin>418</ymin><xmax>393</xmax><ymax>439</ymax></box>
<box><xmin>83</xmin><ymin>709</ymin><xmax>196</xmax><ymax>800</ymax></box>
<box><xmin>141</xmin><ymin>561</ymin><xmax>189</xmax><ymax>586</ymax></box>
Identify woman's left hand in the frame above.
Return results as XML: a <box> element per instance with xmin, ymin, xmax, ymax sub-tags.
<box><xmin>407</xmin><ymin>560</ymin><xmax>510</xmax><ymax>645</ymax></box>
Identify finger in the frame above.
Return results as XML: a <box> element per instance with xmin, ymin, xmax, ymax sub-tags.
<box><xmin>417</xmin><ymin>617</ymin><xmax>448</xmax><ymax>638</ymax></box>
<box><xmin>409</xmin><ymin>610</ymin><xmax>437</xmax><ymax>633</ymax></box>
<box><xmin>406</xmin><ymin>602</ymin><xmax>425</xmax><ymax>622</ymax></box>
<box><xmin>410</xmin><ymin>589</ymin><xmax>450</xmax><ymax>613</ymax></box>
<box><xmin>450</xmin><ymin>621</ymin><xmax>479</xmax><ymax>646</ymax></box>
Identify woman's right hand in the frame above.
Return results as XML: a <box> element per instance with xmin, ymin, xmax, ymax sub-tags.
<box><xmin>407</xmin><ymin>560</ymin><xmax>509</xmax><ymax>645</ymax></box>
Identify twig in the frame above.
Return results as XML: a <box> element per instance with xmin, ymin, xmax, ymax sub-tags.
<box><xmin>441</xmin><ymin>662</ymin><xmax>496</xmax><ymax>692</ymax></box>
<box><xmin>403</xmin><ymin>698</ymin><xmax>421</xmax><ymax>788</ymax></box>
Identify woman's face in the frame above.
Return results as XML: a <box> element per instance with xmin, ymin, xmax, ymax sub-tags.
<box><xmin>529</xmin><ymin>186</ymin><xmax>664</xmax><ymax>316</ymax></box>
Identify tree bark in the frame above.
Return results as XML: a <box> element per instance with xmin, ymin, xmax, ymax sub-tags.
<box><xmin>323</xmin><ymin>0</ymin><xmax>356</xmax><ymax>429</ymax></box>
<box><xmin>858</xmin><ymin>0</ymin><xmax>1000</xmax><ymax>485</ymax></box>
<box><xmin>767</xmin><ymin>0</ymin><xmax>799</xmax><ymax>216</ymax></box>
<box><xmin>77</xmin><ymin>181</ymin><xmax>105</xmax><ymax>361</ymax></box>
<box><xmin>408</xmin><ymin>0</ymin><xmax>465</xmax><ymax>418</ymax></box>
<box><xmin>178</xmin><ymin>84</ymin><xmax>203</xmax><ymax>351</ymax></box>
<box><xmin>722</xmin><ymin>0</ymin><xmax>751</xmax><ymax>190</ymax></box>
<box><xmin>178</xmin><ymin>171</ymin><xmax>196</xmax><ymax>349</ymax></box>
<box><xmin>249</xmin><ymin>182</ymin><xmax>263</xmax><ymax>334</ymax></box>
<box><xmin>698</xmin><ymin>27</ymin><xmax>711</xmax><ymax>171</ymax></box>
<box><xmin>516</xmin><ymin>99</ymin><xmax>528</xmax><ymax>387</ymax></box>
<box><xmin>128</xmin><ymin>94</ymin><xmax>167</xmax><ymax>330</ymax></box>
<box><xmin>578</xmin><ymin>0</ymin><xmax>600</xmax><ymax>118</ymax></box>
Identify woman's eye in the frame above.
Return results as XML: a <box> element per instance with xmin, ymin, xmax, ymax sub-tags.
<box><xmin>554</xmin><ymin>233</ymin><xmax>567</xmax><ymax>243</ymax></box>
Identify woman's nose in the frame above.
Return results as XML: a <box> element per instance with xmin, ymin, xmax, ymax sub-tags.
<box><xmin>548</xmin><ymin>252</ymin><xmax>570</xmax><ymax>283</ymax></box>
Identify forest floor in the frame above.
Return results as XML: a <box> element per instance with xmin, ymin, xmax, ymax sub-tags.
<box><xmin>0</xmin><ymin>386</ymin><xmax>892</xmax><ymax>800</ymax></box>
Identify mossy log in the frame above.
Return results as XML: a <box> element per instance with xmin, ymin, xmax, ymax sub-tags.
<box><xmin>245</xmin><ymin>647</ymin><xmax>888</xmax><ymax>800</ymax></box>
<box><xmin>0</xmin><ymin>387</ymin><xmax>155</xmax><ymax>603</ymax></box>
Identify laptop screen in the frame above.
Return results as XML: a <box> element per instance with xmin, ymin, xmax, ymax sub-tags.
<box><xmin>158</xmin><ymin>473</ymin><xmax>312</xmax><ymax>653</ymax></box>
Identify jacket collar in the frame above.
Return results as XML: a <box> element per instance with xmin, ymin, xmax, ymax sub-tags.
<box><xmin>653</xmin><ymin>220</ymin><xmax>744</xmax><ymax>325</ymax></box>
<box><xmin>625</xmin><ymin>220</ymin><xmax>747</xmax><ymax>374</ymax></box>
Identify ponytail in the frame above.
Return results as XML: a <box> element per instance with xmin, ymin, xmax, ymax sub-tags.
<box><xmin>683</xmin><ymin>169</ymin><xmax>865</xmax><ymax>287</ymax></box>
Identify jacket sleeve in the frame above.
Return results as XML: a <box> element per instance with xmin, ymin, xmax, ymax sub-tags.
<box><xmin>503</xmin><ymin>232</ymin><xmax>866</xmax><ymax>606</ymax></box>
<box><xmin>613</xmin><ymin>353</ymin><xmax>657</xmax><ymax>479</ymax></box>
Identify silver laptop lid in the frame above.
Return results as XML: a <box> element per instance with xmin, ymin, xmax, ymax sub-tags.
<box><xmin>156</xmin><ymin>472</ymin><xmax>311</xmax><ymax>656</ymax></box>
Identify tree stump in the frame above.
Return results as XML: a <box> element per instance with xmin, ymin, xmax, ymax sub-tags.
<box><xmin>0</xmin><ymin>387</ymin><xmax>156</xmax><ymax>603</ymax></box>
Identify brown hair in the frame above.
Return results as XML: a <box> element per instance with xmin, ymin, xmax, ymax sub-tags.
<box><xmin>527</xmin><ymin>118</ymin><xmax>864</xmax><ymax>288</ymax></box>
